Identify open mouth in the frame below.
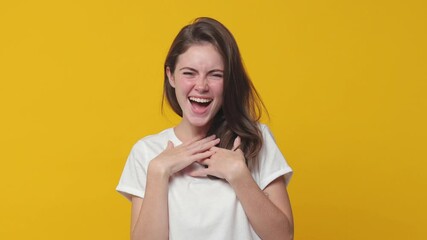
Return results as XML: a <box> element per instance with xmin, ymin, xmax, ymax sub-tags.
<box><xmin>189</xmin><ymin>97</ymin><xmax>212</xmax><ymax>113</ymax></box>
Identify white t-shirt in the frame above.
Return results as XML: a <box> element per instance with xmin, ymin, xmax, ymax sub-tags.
<box><xmin>116</xmin><ymin>124</ymin><xmax>293</xmax><ymax>240</ymax></box>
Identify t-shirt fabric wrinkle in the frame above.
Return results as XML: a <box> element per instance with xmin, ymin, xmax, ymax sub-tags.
<box><xmin>116</xmin><ymin>124</ymin><xmax>292</xmax><ymax>240</ymax></box>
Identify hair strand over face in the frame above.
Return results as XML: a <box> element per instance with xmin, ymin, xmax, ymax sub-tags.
<box><xmin>162</xmin><ymin>17</ymin><xmax>268</xmax><ymax>170</ymax></box>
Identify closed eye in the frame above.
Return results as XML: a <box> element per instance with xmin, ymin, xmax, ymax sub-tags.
<box><xmin>210</xmin><ymin>72</ymin><xmax>223</xmax><ymax>79</ymax></box>
<box><xmin>183</xmin><ymin>71</ymin><xmax>196</xmax><ymax>77</ymax></box>
<box><xmin>179</xmin><ymin>67</ymin><xmax>197</xmax><ymax>77</ymax></box>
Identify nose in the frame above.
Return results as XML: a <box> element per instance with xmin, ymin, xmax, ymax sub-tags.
<box><xmin>195</xmin><ymin>76</ymin><xmax>209</xmax><ymax>92</ymax></box>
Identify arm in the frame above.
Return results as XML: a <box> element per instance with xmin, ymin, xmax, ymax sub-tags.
<box><xmin>130</xmin><ymin>164</ymin><xmax>170</xmax><ymax>240</ymax></box>
<box><xmin>191</xmin><ymin>137</ymin><xmax>294</xmax><ymax>240</ymax></box>
<box><xmin>130</xmin><ymin>136</ymin><xmax>220</xmax><ymax>240</ymax></box>
<box><xmin>228</xmin><ymin>165</ymin><xmax>294</xmax><ymax>240</ymax></box>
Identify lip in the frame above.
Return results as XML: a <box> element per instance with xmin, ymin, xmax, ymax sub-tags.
<box><xmin>188</xmin><ymin>96</ymin><xmax>213</xmax><ymax>100</ymax></box>
<box><xmin>188</xmin><ymin>98</ymin><xmax>212</xmax><ymax>115</ymax></box>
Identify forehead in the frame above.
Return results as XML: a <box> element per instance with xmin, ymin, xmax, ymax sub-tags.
<box><xmin>176</xmin><ymin>43</ymin><xmax>224</xmax><ymax>69</ymax></box>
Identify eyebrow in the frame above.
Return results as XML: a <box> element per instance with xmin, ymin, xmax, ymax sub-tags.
<box><xmin>178</xmin><ymin>67</ymin><xmax>224</xmax><ymax>73</ymax></box>
<box><xmin>179</xmin><ymin>67</ymin><xmax>197</xmax><ymax>71</ymax></box>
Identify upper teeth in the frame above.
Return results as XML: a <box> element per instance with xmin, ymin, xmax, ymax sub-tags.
<box><xmin>189</xmin><ymin>97</ymin><xmax>212</xmax><ymax>103</ymax></box>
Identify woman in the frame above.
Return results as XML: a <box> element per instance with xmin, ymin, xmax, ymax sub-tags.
<box><xmin>117</xmin><ymin>17</ymin><xmax>294</xmax><ymax>240</ymax></box>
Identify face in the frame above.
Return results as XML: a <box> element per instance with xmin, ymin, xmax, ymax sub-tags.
<box><xmin>167</xmin><ymin>43</ymin><xmax>224</xmax><ymax>130</ymax></box>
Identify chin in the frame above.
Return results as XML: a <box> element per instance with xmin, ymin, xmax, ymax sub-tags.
<box><xmin>187</xmin><ymin>117</ymin><xmax>213</xmax><ymax>129</ymax></box>
<box><xmin>183</xmin><ymin>104</ymin><xmax>221</xmax><ymax>129</ymax></box>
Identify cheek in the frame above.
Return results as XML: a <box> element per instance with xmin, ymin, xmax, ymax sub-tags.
<box><xmin>175</xmin><ymin>79</ymin><xmax>192</xmax><ymax>95</ymax></box>
<box><xmin>211</xmin><ymin>82</ymin><xmax>224</xmax><ymax>97</ymax></box>
<box><xmin>181</xmin><ymin>78</ymin><xmax>196</xmax><ymax>90</ymax></box>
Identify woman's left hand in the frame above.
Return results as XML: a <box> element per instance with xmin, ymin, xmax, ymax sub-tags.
<box><xmin>189</xmin><ymin>136</ymin><xmax>249</xmax><ymax>182</ymax></box>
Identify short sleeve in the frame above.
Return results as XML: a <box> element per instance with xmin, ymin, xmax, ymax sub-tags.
<box><xmin>257</xmin><ymin>124</ymin><xmax>293</xmax><ymax>190</ymax></box>
<box><xmin>116</xmin><ymin>141</ymin><xmax>148</xmax><ymax>201</ymax></box>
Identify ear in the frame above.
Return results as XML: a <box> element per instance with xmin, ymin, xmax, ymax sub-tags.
<box><xmin>166</xmin><ymin>67</ymin><xmax>175</xmax><ymax>88</ymax></box>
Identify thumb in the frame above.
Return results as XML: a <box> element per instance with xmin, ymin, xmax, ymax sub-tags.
<box><xmin>188</xmin><ymin>168</ymin><xmax>209</xmax><ymax>178</ymax></box>
<box><xmin>232</xmin><ymin>136</ymin><xmax>241</xmax><ymax>151</ymax></box>
<box><xmin>166</xmin><ymin>140</ymin><xmax>174</xmax><ymax>150</ymax></box>
<box><xmin>235</xmin><ymin>148</ymin><xmax>244</xmax><ymax>155</ymax></box>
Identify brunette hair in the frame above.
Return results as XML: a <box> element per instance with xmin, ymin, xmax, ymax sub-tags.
<box><xmin>163</xmin><ymin>17</ymin><xmax>267</xmax><ymax>170</ymax></box>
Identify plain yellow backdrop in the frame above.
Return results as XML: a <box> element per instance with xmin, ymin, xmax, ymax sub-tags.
<box><xmin>1</xmin><ymin>0</ymin><xmax>426</xmax><ymax>239</ymax></box>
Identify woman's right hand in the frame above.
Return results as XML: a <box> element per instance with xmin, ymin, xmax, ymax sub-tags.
<box><xmin>148</xmin><ymin>135</ymin><xmax>220</xmax><ymax>178</ymax></box>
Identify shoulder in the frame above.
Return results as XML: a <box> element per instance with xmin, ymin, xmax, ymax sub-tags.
<box><xmin>138</xmin><ymin>128</ymin><xmax>173</xmax><ymax>144</ymax></box>
<box><xmin>258</xmin><ymin>123</ymin><xmax>269</xmax><ymax>132</ymax></box>
<box><xmin>131</xmin><ymin>128</ymin><xmax>174</xmax><ymax>154</ymax></box>
<box><xmin>257</xmin><ymin>123</ymin><xmax>275</xmax><ymax>141</ymax></box>
<box><xmin>256</xmin><ymin>123</ymin><xmax>279</xmax><ymax>152</ymax></box>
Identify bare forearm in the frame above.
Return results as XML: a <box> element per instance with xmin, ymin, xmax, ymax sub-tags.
<box><xmin>229</xmin><ymin>170</ymin><xmax>293</xmax><ymax>240</ymax></box>
<box><xmin>132</xmin><ymin>166</ymin><xmax>170</xmax><ymax>240</ymax></box>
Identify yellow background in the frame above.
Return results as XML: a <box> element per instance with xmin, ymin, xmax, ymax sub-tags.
<box><xmin>1</xmin><ymin>0</ymin><xmax>426</xmax><ymax>239</ymax></box>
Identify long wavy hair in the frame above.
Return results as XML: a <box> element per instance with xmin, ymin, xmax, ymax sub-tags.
<box><xmin>162</xmin><ymin>17</ymin><xmax>267</xmax><ymax>170</ymax></box>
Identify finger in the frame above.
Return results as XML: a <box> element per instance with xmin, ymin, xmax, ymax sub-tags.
<box><xmin>190</xmin><ymin>150</ymin><xmax>215</xmax><ymax>163</ymax></box>
<box><xmin>195</xmin><ymin>156</ymin><xmax>212</xmax><ymax>166</ymax></box>
<box><xmin>209</xmin><ymin>146</ymin><xmax>231</xmax><ymax>152</ymax></box>
<box><xmin>194</xmin><ymin>135</ymin><xmax>217</xmax><ymax>147</ymax></box>
<box><xmin>166</xmin><ymin>140</ymin><xmax>174</xmax><ymax>150</ymax></box>
<box><xmin>207</xmin><ymin>175</ymin><xmax>221</xmax><ymax>180</ymax></box>
<box><xmin>194</xmin><ymin>161</ymin><xmax>208</xmax><ymax>168</ymax></box>
<box><xmin>188</xmin><ymin>168</ymin><xmax>209</xmax><ymax>178</ymax></box>
<box><xmin>179</xmin><ymin>151</ymin><xmax>212</xmax><ymax>171</ymax></box>
<box><xmin>205</xmin><ymin>138</ymin><xmax>221</xmax><ymax>149</ymax></box>
<box><xmin>210</xmin><ymin>146</ymin><xmax>221</xmax><ymax>152</ymax></box>
<box><xmin>232</xmin><ymin>136</ymin><xmax>241</xmax><ymax>151</ymax></box>
<box><xmin>188</xmin><ymin>138</ymin><xmax>220</xmax><ymax>154</ymax></box>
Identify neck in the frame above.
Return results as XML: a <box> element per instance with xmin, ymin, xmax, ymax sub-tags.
<box><xmin>174</xmin><ymin>121</ymin><xmax>211</xmax><ymax>143</ymax></box>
